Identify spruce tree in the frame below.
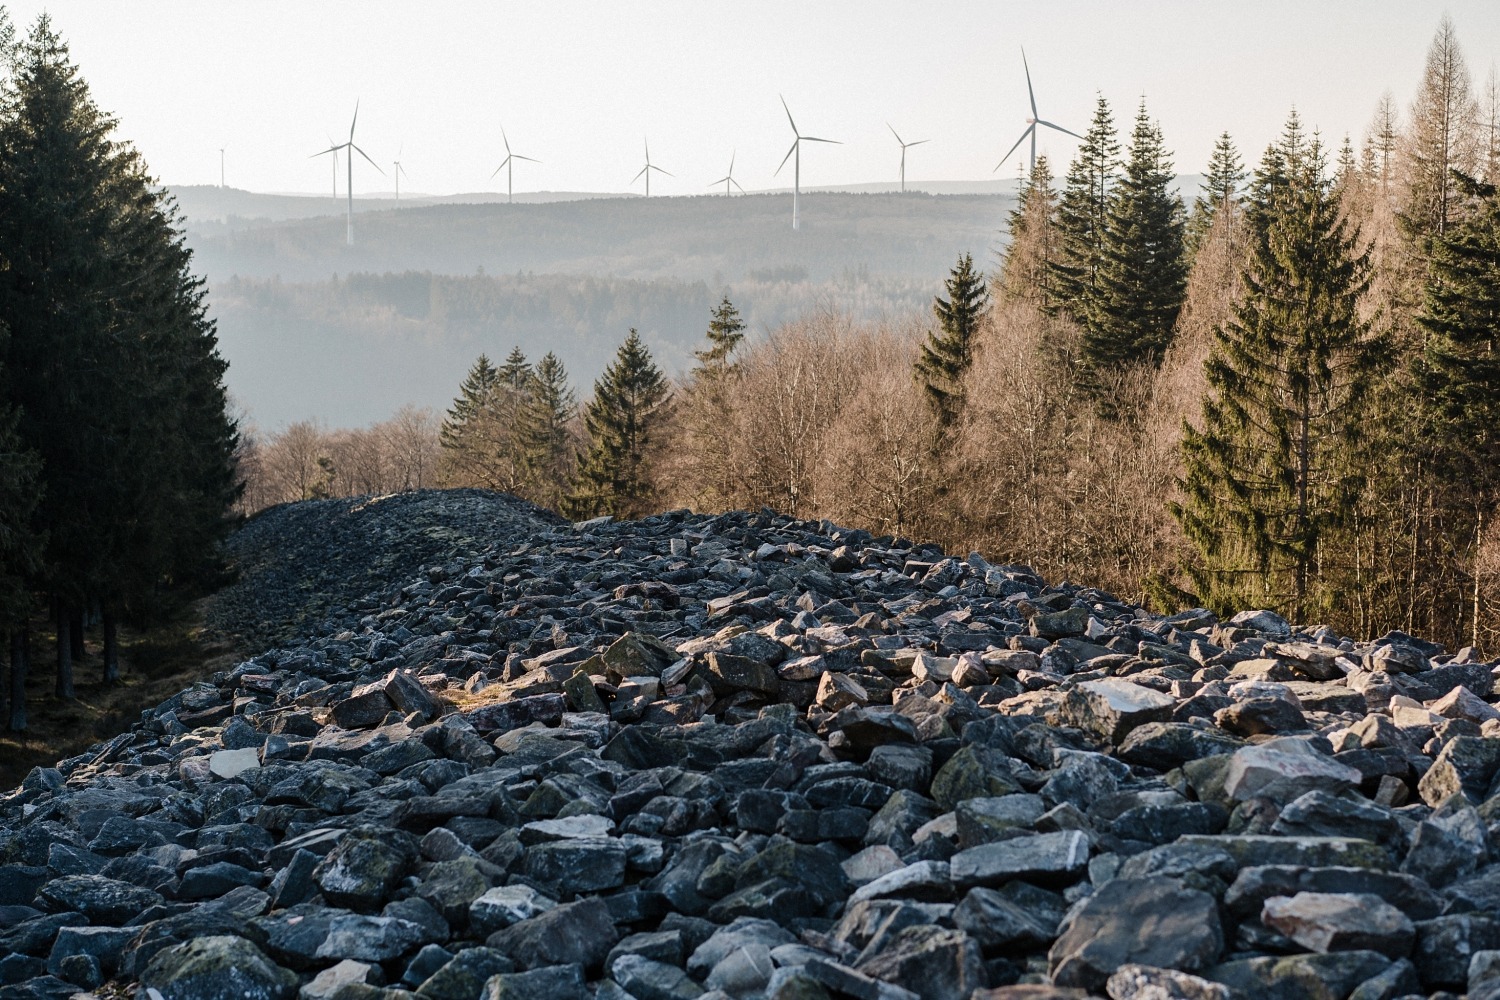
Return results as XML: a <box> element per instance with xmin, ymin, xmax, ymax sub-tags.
<box><xmin>565</xmin><ymin>330</ymin><xmax>669</xmax><ymax>519</ymax></box>
<box><xmin>997</xmin><ymin>156</ymin><xmax>1059</xmax><ymax>308</ymax></box>
<box><xmin>438</xmin><ymin>351</ymin><xmax>532</xmax><ymax>493</ymax></box>
<box><xmin>1187</xmin><ymin>132</ymin><xmax>1247</xmax><ymax>258</ymax></box>
<box><xmin>915</xmin><ymin>252</ymin><xmax>989</xmax><ymax>426</ymax></box>
<box><xmin>1082</xmin><ymin>100</ymin><xmax>1187</xmax><ymax>390</ymax></box>
<box><xmin>1412</xmin><ymin>171</ymin><xmax>1500</xmax><ymax>643</ymax></box>
<box><xmin>1174</xmin><ymin>115</ymin><xmax>1384</xmax><ymax>622</ymax></box>
<box><xmin>1049</xmin><ymin>95</ymin><xmax>1119</xmax><ymax>323</ymax></box>
<box><xmin>519</xmin><ymin>351</ymin><xmax>577</xmax><ymax>508</ymax></box>
<box><xmin>439</xmin><ymin>353</ymin><xmax>499</xmax><ymax>485</ymax></box>
<box><xmin>694</xmin><ymin>297</ymin><xmax>747</xmax><ymax>374</ymax></box>
<box><xmin>1399</xmin><ymin>15</ymin><xmax>1479</xmax><ymax>245</ymax></box>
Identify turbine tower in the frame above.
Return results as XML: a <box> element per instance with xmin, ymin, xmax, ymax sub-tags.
<box><xmin>218</xmin><ymin>146</ymin><xmax>226</xmax><ymax>189</ymax></box>
<box><xmin>393</xmin><ymin>147</ymin><xmax>408</xmax><ymax>203</ymax></box>
<box><xmin>775</xmin><ymin>96</ymin><xmax>839</xmax><ymax>230</ymax></box>
<box><xmin>995</xmin><ymin>49</ymin><xmax>1082</xmax><ymax>175</ymax></box>
<box><xmin>633</xmin><ymin>138</ymin><xmax>671</xmax><ymax>197</ymax></box>
<box><xmin>490</xmin><ymin>128</ymin><xmax>538</xmax><ymax>204</ymax></box>
<box><xmin>709</xmin><ymin>152</ymin><xmax>745</xmax><ymax>196</ymax></box>
<box><xmin>887</xmin><ymin>124</ymin><xmax>928</xmax><ymax>193</ymax></box>
<box><xmin>311</xmin><ymin>101</ymin><xmax>384</xmax><ymax>245</ymax></box>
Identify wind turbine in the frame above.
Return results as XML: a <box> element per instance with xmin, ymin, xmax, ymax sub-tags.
<box><xmin>994</xmin><ymin>49</ymin><xmax>1083</xmax><ymax>175</ymax></box>
<box><xmin>321</xmin><ymin>135</ymin><xmax>338</xmax><ymax>200</ymax></box>
<box><xmin>311</xmin><ymin>101</ymin><xmax>384</xmax><ymax>245</ymax></box>
<box><xmin>887</xmin><ymin>124</ymin><xmax>928</xmax><ymax>193</ymax></box>
<box><xmin>775</xmin><ymin>96</ymin><xmax>839</xmax><ymax>230</ymax></box>
<box><xmin>393</xmin><ymin>147</ymin><xmax>408</xmax><ymax>203</ymax></box>
<box><xmin>709</xmin><ymin>151</ymin><xmax>745</xmax><ymax>196</ymax></box>
<box><xmin>633</xmin><ymin>138</ymin><xmax>671</xmax><ymax>197</ymax></box>
<box><xmin>490</xmin><ymin>128</ymin><xmax>538</xmax><ymax>204</ymax></box>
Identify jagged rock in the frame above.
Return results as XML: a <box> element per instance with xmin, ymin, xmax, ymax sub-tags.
<box><xmin>139</xmin><ymin>936</ymin><xmax>297</xmax><ymax>1000</ymax></box>
<box><xmin>1222</xmin><ymin>738</ymin><xmax>1362</xmax><ymax>804</ymax></box>
<box><xmin>1104</xmin><ymin>965</ymin><xmax>1230</xmax><ymax>1000</ymax></box>
<box><xmin>1062</xmin><ymin>679</ymin><xmax>1175</xmax><ymax>743</ymax></box>
<box><xmin>1204</xmin><ymin>951</ymin><xmax>1392</xmax><ymax>1000</ymax></box>
<box><xmin>1260</xmin><ymin>892</ymin><xmax>1415</xmax><ymax>958</ymax></box>
<box><xmin>486</xmin><ymin>897</ymin><xmax>619</xmax><ymax>972</ymax></box>
<box><xmin>312</xmin><ymin>826</ymin><xmax>415</xmax><ymax>911</ymax></box>
<box><xmin>481</xmin><ymin>964</ymin><xmax>588</xmax><ymax>1000</ymax></box>
<box><xmin>950</xmin><ymin>831</ymin><xmax>1090</xmax><ymax>887</ymax></box>
<box><xmin>852</xmin><ymin>925</ymin><xmax>984</xmax><ymax>1000</ymax></box>
<box><xmin>1048</xmin><ymin>878</ymin><xmax>1222</xmax><ymax>991</ymax></box>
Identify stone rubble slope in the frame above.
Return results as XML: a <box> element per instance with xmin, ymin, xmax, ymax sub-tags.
<box><xmin>204</xmin><ymin>490</ymin><xmax>564</xmax><ymax>651</ymax></box>
<box><xmin>5</xmin><ymin>500</ymin><xmax>1500</xmax><ymax>1000</ymax></box>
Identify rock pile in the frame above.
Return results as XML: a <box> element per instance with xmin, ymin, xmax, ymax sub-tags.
<box><xmin>6</xmin><ymin>498</ymin><xmax>1500</xmax><ymax>1000</ymax></box>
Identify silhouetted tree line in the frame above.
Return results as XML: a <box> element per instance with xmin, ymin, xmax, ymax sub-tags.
<box><xmin>0</xmin><ymin>14</ymin><xmax>240</xmax><ymax>730</ymax></box>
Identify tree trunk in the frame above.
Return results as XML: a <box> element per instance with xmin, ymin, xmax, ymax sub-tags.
<box><xmin>55</xmin><ymin>601</ymin><xmax>74</xmax><ymax>700</ymax></box>
<box><xmin>9</xmin><ymin>628</ymin><xmax>27</xmax><ymax>732</ymax></box>
<box><xmin>70</xmin><ymin>607</ymin><xmax>85</xmax><ymax>662</ymax></box>
<box><xmin>103</xmin><ymin>610</ymin><xmax>119</xmax><ymax>685</ymax></box>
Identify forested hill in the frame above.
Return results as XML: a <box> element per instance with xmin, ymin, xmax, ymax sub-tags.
<box><xmin>176</xmin><ymin>189</ymin><xmax>1016</xmax><ymax>285</ymax></box>
<box><xmin>178</xmin><ymin>190</ymin><xmax>1019</xmax><ymax>428</ymax></box>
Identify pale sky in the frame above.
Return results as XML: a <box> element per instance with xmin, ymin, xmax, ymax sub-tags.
<box><xmin>3</xmin><ymin>1</ymin><xmax>1497</xmax><ymax>198</ymax></box>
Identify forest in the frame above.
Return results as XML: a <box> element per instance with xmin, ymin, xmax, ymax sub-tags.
<box><xmin>242</xmin><ymin>17</ymin><xmax>1500</xmax><ymax>656</ymax></box>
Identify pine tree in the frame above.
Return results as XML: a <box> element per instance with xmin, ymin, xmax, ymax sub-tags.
<box><xmin>997</xmin><ymin>156</ymin><xmax>1059</xmax><ymax>308</ymax></box>
<box><xmin>1082</xmin><ymin>101</ymin><xmax>1187</xmax><ymax>389</ymax></box>
<box><xmin>564</xmin><ymin>330</ymin><xmax>669</xmax><ymax>519</ymax></box>
<box><xmin>440</xmin><ymin>353</ymin><xmax>499</xmax><ymax>453</ymax></box>
<box><xmin>694</xmin><ymin>297</ymin><xmax>747</xmax><ymax>374</ymax></box>
<box><xmin>0</xmin><ymin>17</ymin><xmax>238</xmax><ymax>696</ymax></box>
<box><xmin>1412</xmin><ymin>171</ymin><xmax>1500</xmax><ymax>644</ymax></box>
<box><xmin>1049</xmin><ymin>95</ymin><xmax>1119</xmax><ymax>322</ymax></box>
<box><xmin>438</xmin><ymin>351</ymin><xmax>532</xmax><ymax>493</ymax></box>
<box><xmin>1174</xmin><ymin>115</ymin><xmax>1385</xmax><ymax>623</ymax></box>
<box><xmin>1187</xmin><ymin>133</ymin><xmax>1247</xmax><ymax>259</ymax></box>
<box><xmin>915</xmin><ymin>252</ymin><xmax>989</xmax><ymax>426</ymax></box>
<box><xmin>519</xmin><ymin>351</ymin><xmax>577</xmax><ymax>508</ymax></box>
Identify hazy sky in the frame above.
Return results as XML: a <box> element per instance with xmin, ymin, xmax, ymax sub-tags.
<box><xmin>4</xmin><ymin>1</ymin><xmax>1497</xmax><ymax>198</ymax></box>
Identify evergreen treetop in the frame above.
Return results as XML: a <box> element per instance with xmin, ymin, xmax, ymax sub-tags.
<box><xmin>564</xmin><ymin>329</ymin><xmax>669</xmax><ymax>520</ymax></box>
<box><xmin>998</xmin><ymin>155</ymin><xmax>1059</xmax><ymax>308</ymax></box>
<box><xmin>694</xmin><ymin>296</ymin><xmax>747</xmax><ymax>374</ymax></box>
<box><xmin>914</xmin><ymin>252</ymin><xmax>989</xmax><ymax>427</ymax></box>
<box><xmin>1048</xmin><ymin>94</ymin><xmax>1119</xmax><ymax>322</ymax></box>
<box><xmin>1187</xmin><ymin>132</ymin><xmax>1246</xmax><ymax>257</ymax></box>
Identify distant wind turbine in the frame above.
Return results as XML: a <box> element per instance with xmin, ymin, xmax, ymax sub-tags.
<box><xmin>311</xmin><ymin>101</ymin><xmax>384</xmax><ymax>245</ymax></box>
<box><xmin>393</xmin><ymin>146</ymin><xmax>409</xmax><ymax>203</ymax></box>
<box><xmin>633</xmin><ymin>138</ymin><xmax>671</xmax><ymax>197</ymax></box>
<box><xmin>887</xmin><ymin>124</ymin><xmax>928</xmax><ymax>193</ymax></box>
<box><xmin>995</xmin><ymin>49</ymin><xmax>1082</xmax><ymax>174</ymax></box>
<box><xmin>709</xmin><ymin>151</ymin><xmax>745</xmax><ymax>196</ymax></box>
<box><xmin>490</xmin><ymin>128</ymin><xmax>539</xmax><ymax>204</ymax></box>
<box><xmin>775</xmin><ymin>96</ymin><xmax>839</xmax><ymax>230</ymax></box>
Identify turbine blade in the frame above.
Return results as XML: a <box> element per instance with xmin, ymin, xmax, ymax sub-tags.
<box><xmin>803</xmin><ymin>137</ymin><xmax>840</xmax><ymax>144</ymax></box>
<box><xmin>490</xmin><ymin>163</ymin><xmax>507</xmax><ymax>179</ymax></box>
<box><xmin>729</xmin><ymin>150</ymin><xmax>735</xmax><ymax>172</ymax></box>
<box><xmin>774</xmin><ymin>140</ymin><xmax>798</xmax><ymax>176</ymax></box>
<box><xmin>993</xmin><ymin>125</ymin><xmax>1034</xmax><ymax>171</ymax></box>
<box><xmin>350</xmin><ymin>99</ymin><xmax>359</xmax><ymax>142</ymax></box>
<box><xmin>888</xmin><ymin>122</ymin><xmax>903</xmax><ymax>145</ymax></box>
<box><xmin>514</xmin><ymin>154</ymin><xmax>539</xmax><ymax>163</ymax></box>
<box><xmin>1036</xmin><ymin>120</ymin><xmax>1085</xmax><ymax>141</ymax></box>
<box><xmin>502</xmin><ymin>127</ymin><xmax>511</xmax><ymax>154</ymax></box>
<box><xmin>910</xmin><ymin>139</ymin><xmax>931</xmax><ymax>146</ymax></box>
<box><xmin>1022</xmin><ymin>49</ymin><xmax>1037</xmax><ymax>120</ymax></box>
<box><xmin>633</xmin><ymin>165</ymin><xmax>648</xmax><ymax>182</ymax></box>
<box><xmin>780</xmin><ymin>95</ymin><xmax>798</xmax><ymax>135</ymax></box>
<box><xmin>351</xmin><ymin>143</ymin><xmax>385</xmax><ymax>174</ymax></box>
<box><xmin>310</xmin><ymin>146</ymin><xmax>338</xmax><ymax>158</ymax></box>
<box><xmin>731</xmin><ymin>178</ymin><xmax>745</xmax><ymax>193</ymax></box>
<box><xmin>709</xmin><ymin>177</ymin><xmax>728</xmax><ymax>187</ymax></box>
<box><xmin>651</xmin><ymin>165</ymin><xmax>673</xmax><ymax>177</ymax></box>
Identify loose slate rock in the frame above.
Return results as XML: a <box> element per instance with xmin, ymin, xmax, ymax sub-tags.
<box><xmin>139</xmin><ymin>935</ymin><xmax>297</xmax><ymax>1000</ymax></box>
<box><xmin>1048</xmin><ymin>878</ymin><xmax>1223</xmax><ymax>991</ymax></box>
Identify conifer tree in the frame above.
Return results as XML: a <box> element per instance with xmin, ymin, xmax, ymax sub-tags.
<box><xmin>1412</xmin><ymin>171</ymin><xmax>1500</xmax><ymax>643</ymax></box>
<box><xmin>1399</xmin><ymin>15</ymin><xmax>1479</xmax><ymax>245</ymax></box>
<box><xmin>1082</xmin><ymin>101</ymin><xmax>1187</xmax><ymax>389</ymax></box>
<box><xmin>1049</xmin><ymin>95</ymin><xmax>1119</xmax><ymax>322</ymax></box>
<box><xmin>565</xmin><ymin>330</ymin><xmax>669</xmax><ymax>519</ymax></box>
<box><xmin>1174</xmin><ymin>114</ymin><xmax>1384</xmax><ymax>623</ymax></box>
<box><xmin>915</xmin><ymin>252</ymin><xmax>989</xmax><ymax>426</ymax></box>
<box><xmin>997</xmin><ymin>156</ymin><xmax>1059</xmax><ymax>308</ymax></box>
<box><xmin>519</xmin><ymin>351</ymin><xmax>578</xmax><ymax>508</ymax></box>
<box><xmin>694</xmin><ymin>297</ymin><xmax>747</xmax><ymax>374</ymax></box>
<box><xmin>1186</xmin><ymin>133</ymin><xmax>1247</xmax><ymax>259</ymax></box>
<box><xmin>439</xmin><ymin>353</ymin><xmax>499</xmax><ymax>485</ymax></box>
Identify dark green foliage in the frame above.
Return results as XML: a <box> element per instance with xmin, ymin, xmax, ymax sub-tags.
<box><xmin>519</xmin><ymin>351</ymin><xmax>578</xmax><ymax>508</ymax></box>
<box><xmin>694</xmin><ymin>296</ymin><xmax>746</xmax><ymax>374</ymax></box>
<box><xmin>1187</xmin><ymin>132</ymin><xmax>1247</xmax><ymax>259</ymax></box>
<box><xmin>439</xmin><ymin>353</ymin><xmax>499</xmax><ymax>456</ymax></box>
<box><xmin>565</xmin><ymin>330</ymin><xmax>669</xmax><ymax>519</ymax></box>
<box><xmin>1413</xmin><ymin>172</ymin><xmax>1500</xmax><ymax>490</ymax></box>
<box><xmin>0</xmin><ymin>17</ymin><xmax>238</xmax><ymax>631</ymax></box>
<box><xmin>915</xmin><ymin>253</ymin><xmax>989</xmax><ymax>425</ymax></box>
<box><xmin>1174</xmin><ymin>113</ymin><xmax>1384</xmax><ymax>622</ymax></box>
<box><xmin>1082</xmin><ymin>100</ymin><xmax>1188</xmax><ymax>390</ymax></box>
<box><xmin>438</xmin><ymin>348</ymin><xmax>533</xmax><ymax>492</ymax></box>
<box><xmin>1049</xmin><ymin>96</ymin><xmax>1119</xmax><ymax>322</ymax></box>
